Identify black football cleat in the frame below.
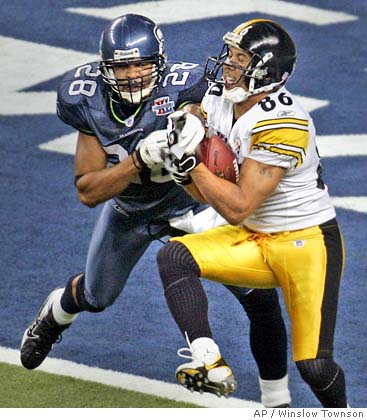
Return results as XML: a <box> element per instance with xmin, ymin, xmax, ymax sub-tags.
<box><xmin>20</xmin><ymin>288</ymin><xmax>70</xmax><ymax>369</ymax></box>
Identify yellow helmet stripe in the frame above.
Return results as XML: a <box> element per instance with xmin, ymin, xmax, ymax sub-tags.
<box><xmin>233</xmin><ymin>19</ymin><xmax>274</xmax><ymax>35</ymax></box>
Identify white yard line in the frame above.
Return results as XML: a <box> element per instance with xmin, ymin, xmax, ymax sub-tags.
<box><xmin>67</xmin><ymin>0</ymin><xmax>358</xmax><ymax>26</ymax></box>
<box><xmin>40</xmin><ymin>133</ymin><xmax>367</xmax><ymax>159</ymax></box>
<box><xmin>330</xmin><ymin>197</ymin><xmax>367</xmax><ymax>214</ymax></box>
<box><xmin>0</xmin><ymin>346</ymin><xmax>262</xmax><ymax>408</ymax></box>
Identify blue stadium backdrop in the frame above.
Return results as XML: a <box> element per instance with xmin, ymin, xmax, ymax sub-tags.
<box><xmin>1</xmin><ymin>0</ymin><xmax>366</xmax><ymax>408</ymax></box>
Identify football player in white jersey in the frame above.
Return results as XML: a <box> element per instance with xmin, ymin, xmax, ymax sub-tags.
<box><xmin>157</xmin><ymin>19</ymin><xmax>348</xmax><ymax>407</ymax></box>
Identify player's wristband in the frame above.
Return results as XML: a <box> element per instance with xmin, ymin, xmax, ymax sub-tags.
<box><xmin>132</xmin><ymin>151</ymin><xmax>144</xmax><ymax>170</ymax></box>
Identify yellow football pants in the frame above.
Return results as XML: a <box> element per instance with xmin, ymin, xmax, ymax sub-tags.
<box><xmin>171</xmin><ymin>219</ymin><xmax>344</xmax><ymax>361</ymax></box>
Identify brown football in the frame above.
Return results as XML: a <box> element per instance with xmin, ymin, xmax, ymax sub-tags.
<box><xmin>196</xmin><ymin>134</ymin><xmax>239</xmax><ymax>183</ymax></box>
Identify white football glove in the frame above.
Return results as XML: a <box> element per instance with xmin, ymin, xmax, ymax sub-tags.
<box><xmin>136</xmin><ymin>130</ymin><xmax>169</xmax><ymax>168</ymax></box>
<box><xmin>166</xmin><ymin>111</ymin><xmax>205</xmax><ymax>160</ymax></box>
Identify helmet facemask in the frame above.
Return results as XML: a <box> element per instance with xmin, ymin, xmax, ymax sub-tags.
<box><xmin>99</xmin><ymin>14</ymin><xmax>167</xmax><ymax>106</ymax></box>
<box><xmin>205</xmin><ymin>20</ymin><xmax>296</xmax><ymax>103</ymax></box>
<box><xmin>206</xmin><ymin>44</ymin><xmax>288</xmax><ymax>103</ymax></box>
<box><xmin>100</xmin><ymin>56</ymin><xmax>165</xmax><ymax>105</ymax></box>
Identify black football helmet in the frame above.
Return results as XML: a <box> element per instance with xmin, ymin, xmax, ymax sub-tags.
<box><xmin>205</xmin><ymin>19</ymin><xmax>296</xmax><ymax>99</ymax></box>
<box><xmin>99</xmin><ymin>14</ymin><xmax>166</xmax><ymax>105</ymax></box>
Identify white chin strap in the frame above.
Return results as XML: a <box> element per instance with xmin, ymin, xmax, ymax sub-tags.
<box><xmin>223</xmin><ymin>86</ymin><xmax>250</xmax><ymax>103</ymax></box>
<box><xmin>223</xmin><ymin>78</ymin><xmax>285</xmax><ymax>104</ymax></box>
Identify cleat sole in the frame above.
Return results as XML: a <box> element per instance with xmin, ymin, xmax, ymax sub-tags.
<box><xmin>176</xmin><ymin>368</ymin><xmax>237</xmax><ymax>398</ymax></box>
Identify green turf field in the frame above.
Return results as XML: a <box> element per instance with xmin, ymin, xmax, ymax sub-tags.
<box><xmin>0</xmin><ymin>362</ymin><xmax>201</xmax><ymax>408</ymax></box>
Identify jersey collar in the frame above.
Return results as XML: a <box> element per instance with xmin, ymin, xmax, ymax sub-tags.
<box><xmin>110</xmin><ymin>98</ymin><xmax>143</xmax><ymax>127</ymax></box>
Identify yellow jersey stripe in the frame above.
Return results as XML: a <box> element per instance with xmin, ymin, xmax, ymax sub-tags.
<box><xmin>253</xmin><ymin>144</ymin><xmax>304</xmax><ymax>167</ymax></box>
<box><xmin>251</xmin><ymin>127</ymin><xmax>309</xmax><ymax>152</ymax></box>
<box><xmin>254</xmin><ymin>118</ymin><xmax>309</xmax><ymax>128</ymax></box>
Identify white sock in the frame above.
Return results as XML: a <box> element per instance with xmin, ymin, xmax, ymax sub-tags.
<box><xmin>51</xmin><ymin>288</ymin><xmax>79</xmax><ymax>325</ymax></box>
<box><xmin>259</xmin><ymin>374</ymin><xmax>292</xmax><ymax>407</ymax></box>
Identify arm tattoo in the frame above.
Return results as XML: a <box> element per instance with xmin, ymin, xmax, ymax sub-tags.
<box><xmin>259</xmin><ymin>166</ymin><xmax>273</xmax><ymax>178</ymax></box>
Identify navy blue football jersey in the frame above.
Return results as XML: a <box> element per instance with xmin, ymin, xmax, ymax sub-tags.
<box><xmin>57</xmin><ymin>61</ymin><xmax>208</xmax><ymax>219</ymax></box>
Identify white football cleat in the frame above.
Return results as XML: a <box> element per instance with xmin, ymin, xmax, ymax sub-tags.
<box><xmin>175</xmin><ymin>335</ymin><xmax>237</xmax><ymax>398</ymax></box>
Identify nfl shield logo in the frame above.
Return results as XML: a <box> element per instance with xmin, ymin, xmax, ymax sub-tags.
<box><xmin>152</xmin><ymin>96</ymin><xmax>175</xmax><ymax>116</ymax></box>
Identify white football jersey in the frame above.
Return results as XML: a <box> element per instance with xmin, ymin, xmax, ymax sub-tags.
<box><xmin>201</xmin><ymin>85</ymin><xmax>336</xmax><ymax>233</ymax></box>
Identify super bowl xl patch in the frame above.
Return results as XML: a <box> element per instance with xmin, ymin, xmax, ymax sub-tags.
<box><xmin>152</xmin><ymin>96</ymin><xmax>175</xmax><ymax>116</ymax></box>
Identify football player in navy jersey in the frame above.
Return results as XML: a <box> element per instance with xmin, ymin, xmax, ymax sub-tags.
<box><xmin>20</xmin><ymin>14</ymin><xmax>290</xmax><ymax>407</ymax></box>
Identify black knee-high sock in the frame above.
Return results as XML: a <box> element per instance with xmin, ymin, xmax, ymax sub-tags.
<box><xmin>226</xmin><ymin>286</ymin><xmax>288</xmax><ymax>380</ymax></box>
<box><xmin>312</xmin><ymin>367</ymin><xmax>347</xmax><ymax>408</ymax></box>
<box><xmin>296</xmin><ymin>358</ymin><xmax>347</xmax><ymax>407</ymax></box>
<box><xmin>157</xmin><ymin>241</ymin><xmax>212</xmax><ymax>342</ymax></box>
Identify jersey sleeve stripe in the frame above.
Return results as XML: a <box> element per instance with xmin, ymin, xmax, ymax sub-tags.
<box><xmin>255</xmin><ymin>117</ymin><xmax>309</xmax><ymax>128</ymax></box>
<box><xmin>178</xmin><ymin>101</ymin><xmax>193</xmax><ymax>109</ymax></box>
<box><xmin>252</xmin><ymin>124</ymin><xmax>309</xmax><ymax>134</ymax></box>
<box><xmin>79</xmin><ymin>128</ymin><xmax>95</xmax><ymax>135</ymax></box>
<box><xmin>252</xmin><ymin>144</ymin><xmax>304</xmax><ymax>166</ymax></box>
<box><xmin>251</xmin><ymin>127</ymin><xmax>309</xmax><ymax>149</ymax></box>
<box><xmin>251</xmin><ymin>127</ymin><xmax>309</xmax><ymax>167</ymax></box>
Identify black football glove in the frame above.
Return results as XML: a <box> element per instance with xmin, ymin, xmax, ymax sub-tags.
<box><xmin>170</xmin><ymin>171</ymin><xmax>192</xmax><ymax>186</ymax></box>
<box><xmin>174</xmin><ymin>153</ymin><xmax>201</xmax><ymax>173</ymax></box>
<box><xmin>162</xmin><ymin>152</ymin><xmax>193</xmax><ymax>186</ymax></box>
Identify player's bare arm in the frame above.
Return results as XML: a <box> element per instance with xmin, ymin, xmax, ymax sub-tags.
<box><xmin>74</xmin><ymin>131</ymin><xmax>140</xmax><ymax>207</ymax></box>
<box><xmin>184</xmin><ymin>182</ymin><xmax>207</xmax><ymax>204</ymax></box>
<box><xmin>191</xmin><ymin>158</ymin><xmax>285</xmax><ymax>225</ymax></box>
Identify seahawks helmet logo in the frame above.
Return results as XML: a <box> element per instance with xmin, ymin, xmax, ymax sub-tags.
<box><xmin>154</xmin><ymin>26</ymin><xmax>165</xmax><ymax>55</ymax></box>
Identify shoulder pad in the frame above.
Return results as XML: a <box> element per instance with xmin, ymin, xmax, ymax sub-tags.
<box><xmin>57</xmin><ymin>61</ymin><xmax>103</xmax><ymax>106</ymax></box>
